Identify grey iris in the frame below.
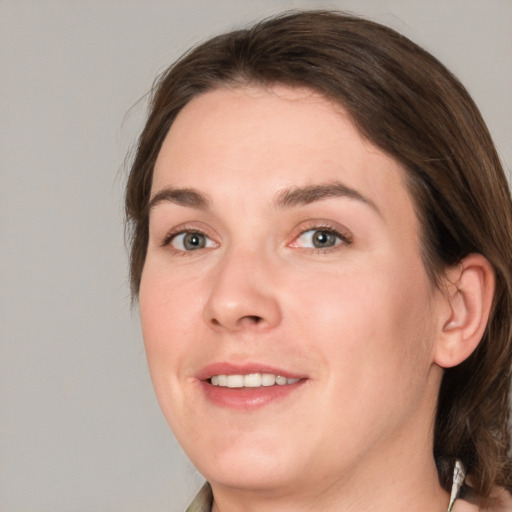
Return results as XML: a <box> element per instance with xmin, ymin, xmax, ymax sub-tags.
<box><xmin>184</xmin><ymin>232</ymin><xmax>206</xmax><ymax>250</ymax></box>
<box><xmin>313</xmin><ymin>231</ymin><xmax>336</xmax><ymax>248</ymax></box>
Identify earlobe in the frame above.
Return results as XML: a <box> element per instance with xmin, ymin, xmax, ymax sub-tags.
<box><xmin>434</xmin><ymin>254</ymin><xmax>495</xmax><ymax>368</ymax></box>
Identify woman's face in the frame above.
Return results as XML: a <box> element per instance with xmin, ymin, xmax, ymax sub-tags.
<box><xmin>139</xmin><ymin>86</ymin><xmax>445</xmax><ymax>496</ymax></box>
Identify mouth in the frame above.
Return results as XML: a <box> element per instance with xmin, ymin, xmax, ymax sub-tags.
<box><xmin>210</xmin><ymin>373</ymin><xmax>301</xmax><ymax>388</ymax></box>
<box><xmin>197</xmin><ymin>363</ymin><xmax>307</xmax><ymax>410</ymax></box>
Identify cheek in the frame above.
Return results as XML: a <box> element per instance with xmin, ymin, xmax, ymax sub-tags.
<box><xmin>285</xmin><ymin>260</ymin><xmax>435</xmax><ymax>387</ymax></box>
<box><xmin>139</xmin><ymin>265</ymin><xmax>202</xmax><ymax>380</ymax></box>
<box><xmin>139</xmin><ymin>265</ymin><xmax>210</xmax><ymax>435</ymax></box>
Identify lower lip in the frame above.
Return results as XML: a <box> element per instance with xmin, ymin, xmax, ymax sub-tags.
<box><xmin>199</xmin><ymin>380</ymin><xmax>305</xmax><ymax>410</ymax></box>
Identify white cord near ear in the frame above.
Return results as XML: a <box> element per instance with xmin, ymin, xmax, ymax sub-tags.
<box><xmin>447</xmin><ymin>459</ymin><xmax>466</xmax><ymax>512</ymax></box>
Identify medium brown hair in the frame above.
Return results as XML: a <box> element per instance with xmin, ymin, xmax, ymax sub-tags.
<box><xmin>125</xmin><ymin>10</ymin><xmax>512</xmax><ymax>499</ymax></box>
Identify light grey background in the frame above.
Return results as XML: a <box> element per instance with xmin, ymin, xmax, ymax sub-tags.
<box><xmin>1</xmin><ymin>1</ymin><xmax>510</xmax><ymax>511</ymax></box>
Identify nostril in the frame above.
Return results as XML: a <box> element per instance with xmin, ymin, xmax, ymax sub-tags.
<box><xmin>208</xmin><ymin>314</ymin><xmax>265</xmax><ymax>331</ymax></box>
<box><xmin>241</xmin><ymin>315</ymin><xmax>264</xmax><ymax>324</ymax></box>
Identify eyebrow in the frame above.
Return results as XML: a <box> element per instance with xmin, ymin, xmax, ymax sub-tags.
<box><xmin>148</xmin><ymin>187</ymin><xmax>210</xmax><ymax>212</ymax></box>
<box><xmin>148</xmin><ymin>181</ymin><xmax>380</xmax><ymax>216</ymax></box>
<box><xmin>275</xmin><ymin>182</ymin><xmax>381</xmax><ymax>215</ymax></box>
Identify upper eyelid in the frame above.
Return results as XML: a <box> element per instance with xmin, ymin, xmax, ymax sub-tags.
<box><xmin>299</xmin><ymin>226</ymin><xmax>348</xmax><ymax>237</ymax></box>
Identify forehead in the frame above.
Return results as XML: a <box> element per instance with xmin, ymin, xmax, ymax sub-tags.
<box><xmin>152</xmin><ymin>85</ymin><xmax>416</xmax><ymax>227</ymax></box>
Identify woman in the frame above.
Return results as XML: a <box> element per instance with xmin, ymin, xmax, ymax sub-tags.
<box><xmin>125</xmin><ymin>11</ymin><xmax>512</xmax><ymax>512</ymax></box>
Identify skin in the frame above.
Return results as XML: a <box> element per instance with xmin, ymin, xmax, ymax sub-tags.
<box><xmin>139</xmin><ymin>85</ymin><xmax>492</xmax><ymax>511</ymax></box>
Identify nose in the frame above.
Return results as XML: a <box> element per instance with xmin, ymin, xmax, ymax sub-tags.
<box><xmin>203</xmin><ymin>249</ymin><xmax>282</xmax><ymax>333</ymax></box>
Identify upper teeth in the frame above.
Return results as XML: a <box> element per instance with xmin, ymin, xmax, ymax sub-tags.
<box><xmin>210</xmin><ymin>373</ymin><xmax>300</xmax><ymax>388</ymax></box>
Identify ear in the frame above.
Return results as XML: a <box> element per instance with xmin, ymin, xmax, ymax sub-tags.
<box><xmin>434</xmin><ymin>254</ymin><xmax>495</xmax><ymax>368</ymax></box>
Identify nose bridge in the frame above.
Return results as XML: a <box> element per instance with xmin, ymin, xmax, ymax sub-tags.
<box><xmin>203</xmin><ymin>243</ymin><xmax>282</xmax><ymax>332</ymax></box>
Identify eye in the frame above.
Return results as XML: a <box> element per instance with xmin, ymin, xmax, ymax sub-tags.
<box><xmin>293</xmin><ymin>228</ymin><xmax>346</xmax><ymax>249</ymax></box>
<box><xmin>169</xmin><ymin>231</ymin><xmax>215</xmax><ymax>251</ymax></box>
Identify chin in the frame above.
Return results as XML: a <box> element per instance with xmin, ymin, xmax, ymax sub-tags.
<box><xmin>201</xmin><ymin>458</ymin><xmax>302</xmax><ymax>493</ymax></box>
<box><xmin>186</xmin><ymin>432</ymin><xmax>307</xmax><ymax>491</ymax></box>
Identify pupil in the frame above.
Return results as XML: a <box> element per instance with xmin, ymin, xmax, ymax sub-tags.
<box><xmin>184</xmin><ymin>232</ymin><xmax>205</xmax><ymax>250</ymax></box>
<box><xmin>313</xmin><ymin>230</ymin><xmax>334</xmax><ymax>248</ymax></box>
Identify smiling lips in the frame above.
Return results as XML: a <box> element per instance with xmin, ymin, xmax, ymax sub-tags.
<box><xmin>198</xmin><ymin>364</ymin><xmax>306</xmax><ymax>409</ymax></box>
<box><xmin>210</xmin><ymin>373</ymin><xmax>301</xmax><ymax>388</ymax></box>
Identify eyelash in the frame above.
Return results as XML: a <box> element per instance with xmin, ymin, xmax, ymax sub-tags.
<box><xmin>161</xmin><ymin>227</ymin><xmax>216</xmax><ymax>252</ymax></box>
<box><xmin>291</xmin><ymin>224</ymin><xmax>353</xmax><ymax>253</ymax></box>
<box><xmin>161</xmin><ymin>223</ymin><xmax>353</xmax><ymax>254</ymax></box>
